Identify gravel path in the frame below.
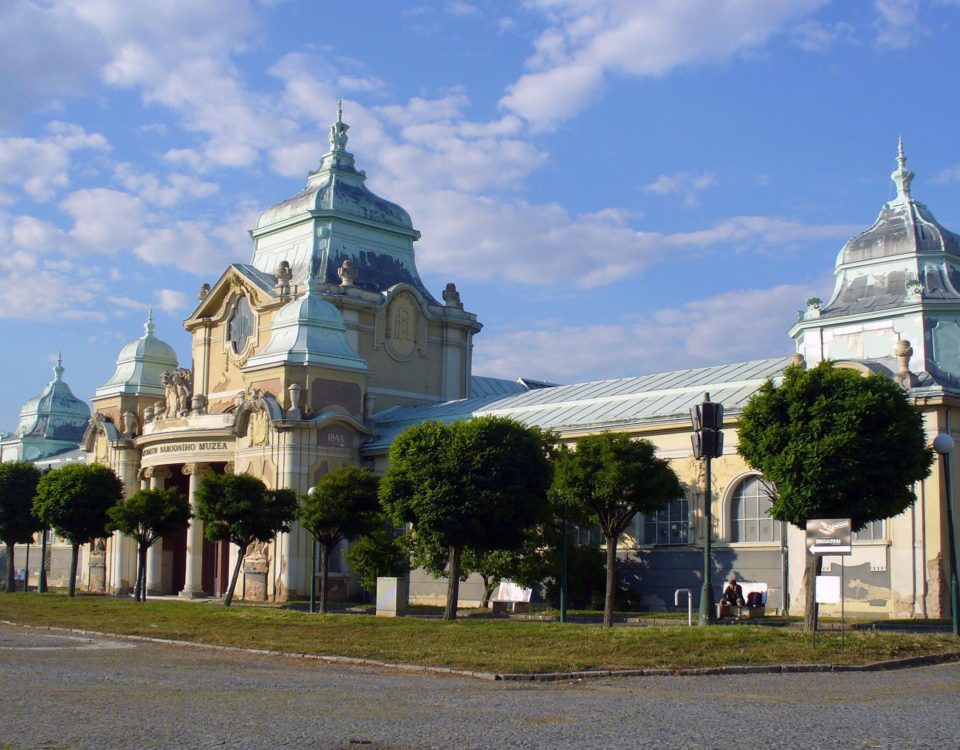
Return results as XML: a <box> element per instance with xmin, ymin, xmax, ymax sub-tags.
<box><xmin>1</xmin><ymin>624</ymin><xmax>958</xmax><ymax>750</ymax></box>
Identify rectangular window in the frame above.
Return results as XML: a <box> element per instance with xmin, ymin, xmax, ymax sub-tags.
<box><xmin>853</xmin><ymin>519</ymin><xmax>886</xmax><ymax>542</ymax></box>
<box><xmin>643</xmin><ymin>496</ymin><xmax>689</xmax><ymax>545</ymax></box>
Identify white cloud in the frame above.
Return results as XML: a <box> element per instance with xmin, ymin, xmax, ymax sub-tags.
<box><xmin>500</xmin><ymin>0</ymin><xmax>828</xmax><ymax>129</ymax></box>
<box><xmin>409</xmin><ymin>188</ymin><xmax>858</xmax><ymax>288</ymax></box>
<box><xmin>61</xmin><ymin>188</ymin><xmax>146</xmax><ymax>253</ymax></box>
<box><xmin>644</xmin><ymin>171</ymin><xmax>715</xmax><ymax>207</ymax></box>
<box><xmin>0</xmin><ymin>249</ymin><xmax>105</xmax><ymax>321</ymax></box>
<box><xmin>933</xmin><ymin>164</ymin><xmax>960</xmax><ymax>184</ymax></box>
<box><xmin>0</xmin><ymin>123</ymin><xmax>109</xmax><ymax>202</ymax></box>
<box><xmin>473</xmin><ymin>282</ymin><xmax>823</xmax><ymax>384</ymax></box>
<box><xmin>113</xmin><ymin>164</ymin><xmax>219</xmax><ymax>207</ymax></box>
<box><xmin>791</xmin><ymin>20</ymin><xmax>857</xmax><ymax>52</ymax></box>
<box><xmin>155</xmin><ymin>289</ymin><xmax>188</xmax><ymax>312</ymax></box>
<box><xmin>874</xmin><ymin>0</ymin><xmax>923</xmax><ymax>49</ymax></box>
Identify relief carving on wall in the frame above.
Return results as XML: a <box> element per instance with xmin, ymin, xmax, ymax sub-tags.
<box><xmin>249</xmin><ymin>408</ymin><xmax>271</xmax><ymax>447</ymax></box>
<box><xmin>384</xmin><ymin>292</ymin><xmax>418</xmax><ymax>360</ymax></box>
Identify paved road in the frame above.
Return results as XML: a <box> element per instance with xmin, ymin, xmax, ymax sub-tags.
<box><xmin>1</xmin><ymin>624</ymin><xmax>958</xmax><ymax>750</ymax></box>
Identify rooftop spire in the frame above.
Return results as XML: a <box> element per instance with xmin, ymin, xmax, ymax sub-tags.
<box><xmin>53</xmin><ymin>350</ymin><xmax>63</xmax><ymax>382</ymax></box>
<box><xmin>891</xmin><ymin>135</ymin><xmax>915</xmax><ymax>203</ymax></box>
<box><xmin>329</xmin><ymin>99</ymin><xmax>349</xmax><ymax>152</ymax></box>
<box><xmin>144</xmin><ymin>308</ymin><xmax>155</xmax><ymax>338</ymax></box>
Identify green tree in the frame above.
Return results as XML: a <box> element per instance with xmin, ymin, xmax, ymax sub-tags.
<box><xmin>300</xmin><ymin>466</ymin><xmax>381</xmax><ymax>613</ymax></box>
<box><xmin>738</xmin><ymin>361</ymin><xmax>934</xmax><ymax>632</ymax></box>
<box><xmin>33</xmin><ymin>463</ymin><xmax>124</xmax><ymax>597</ymax></box>
<box><xmin>380</xmin><ymin>416</ymin><xmax>553</xmax><ymax>620</ymax></box>
<box><xmin>552</xmin><ymin>432</ymin><xmax>684</xmax><ymax>627</ymax></box>
<box><xmin>0</xmin><ymin>462</ymin><xmax>41</xmax><ymax>593</ymax></box>
<box><xmin>194</xmin><ymin>473</ymin><xmax>298</xmax><ymax>607</ymax></box>
<box><xmin>106</xmin><ymin>488</ymin><xmax>190</xmax><ymax>602</ymax></box>
<box><xmin>344</xmin><ymin>520</ymin><xmax>410</xmax><ymax>594</ymax></box>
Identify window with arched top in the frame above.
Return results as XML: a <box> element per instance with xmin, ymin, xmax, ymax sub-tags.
<box><xmin>730</xmin><ymin>475</ymin><xmax>780</xmax><ymax>543</ymax></box>
<box><xmin>228</xmin><ymin>296</ymin><xmax>254</xmax><ymax>353</ymax></box>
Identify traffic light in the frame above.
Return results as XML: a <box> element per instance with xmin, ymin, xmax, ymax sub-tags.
<box><xmin>690</xmin><ymin>398</ymin><xmax>724</xmax><ymax>459</ymax></box>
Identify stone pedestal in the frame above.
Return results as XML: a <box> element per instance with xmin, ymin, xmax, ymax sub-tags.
<box><xmin>376</xmin><ymin>577</ymin><xmax>408</xmax><ymax>617</ymax></box>
<box><xmin>243</xmin><ymin>554</ymin><xmax>268</xmax><ymax>602</ymax></box>
<box><xmin>88</xmin><ymin>550</ymin><xmax>106</xmax><ymax>593</ymax></box>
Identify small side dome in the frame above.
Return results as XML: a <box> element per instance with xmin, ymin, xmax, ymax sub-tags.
<box><xmin>839</xmin><ymin>140</ymin><xmax>960</xmax><ymax>266</ymax></box>
<box><xmin>96</xmin><ymin>311</ymin><xmax>179</xmax><ymax>398</ymax></box>
<box><xmin>246</xmin><ymin>288</ymin><xmax>368</xmax><ymax>370</ymax></box>
<box><xmin>15</xmin><ymin>353</ymin><xmax>91</xmax><ymax>442</ymax></box>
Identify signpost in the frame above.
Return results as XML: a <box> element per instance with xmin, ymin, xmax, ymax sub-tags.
<box><xmin>807</xmin><ymin>518</ymin><xmax>852</xmax><ymax>645</ymax></box>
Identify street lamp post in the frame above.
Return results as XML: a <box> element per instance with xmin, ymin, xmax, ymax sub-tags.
<box><xmin>933</xmin><ymin>433</ymin><xmax>960</xmax><ymax>638</ymax></box>
<box><xmin>691</xmin><ymin>393</ymin><xmax>724</xmax><ymax>626</ymax></box>
<box><xmin>306</xmin><ymin>486</ymin><xmax>317</xmax><ymax>614</ymax></box>
<box><xmin>559</xmin><ymin>500</ymin><xmax>568</xmax><ymax>624</ymax></box>
<box><xmin>38</xmin><ymin>466</ymin><xmax>52</xmax><ymax>593</ymax></box>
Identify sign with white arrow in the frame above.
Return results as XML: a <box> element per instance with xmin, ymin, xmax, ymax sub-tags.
<box><xmin>806</xmin><ymin>518</ymin><xmax>852</xmax><ymax>556</ymax></box>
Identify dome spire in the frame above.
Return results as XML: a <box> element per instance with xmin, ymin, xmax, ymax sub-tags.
<box><xmin>891</xmin><ymin>135</ymin><xmax>915</xmax><ymax>203</ymax></box>
<box><xmin>144</xmin><ymin>308</ymin><xmax>155</xmax><ymax>338</ymax></box>
<box><xmin>329</xmin><ymin>99</ymin><xmax>349</xmax><ymax>152</ymax></box>
<box><xmin>53</xmin><ymin>350</ymin><xmax>63</xmax><ymax>382</ymax></box>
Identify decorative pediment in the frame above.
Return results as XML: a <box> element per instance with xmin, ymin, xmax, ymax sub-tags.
<box><xmin>185</xmin><ymin>264</ymin><xmax>276</xmax><ymax>329</ymax></box>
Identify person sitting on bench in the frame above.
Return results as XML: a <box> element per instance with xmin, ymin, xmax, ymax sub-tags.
<box><xmin>719</xmin><ymin>574</ymin><xmax>745</xmax><ymax>619</ymax></box>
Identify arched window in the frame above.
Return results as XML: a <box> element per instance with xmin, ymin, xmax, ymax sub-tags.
<box><xmin>730</xmin><ymin>475</ymin><xmax>780</xmax><ymax>543</ymax></box>
<box><xmin>228</xmin><ymin>296</ymin><xmax>254</xmax><ymax>353</ymax></box>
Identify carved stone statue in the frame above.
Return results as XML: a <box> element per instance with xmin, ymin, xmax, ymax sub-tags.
<box><xmin>442</xmin><ymin>282</ymin><xmax>463</xmax><ymax>309</ymax></box>
<box><xmin>275</xmin><ymin>260</ymin><xmax>292</xmax><ymax>297</ymax></box>
<box><xmin>121</xmin><ymin>410</ymin><xmax>139</xmax><ymax>438</ymax></box>
<box><xmin>338</xmin><ymin>259</ymin><xmax>357</xmax><ymax>286</ymax></box>
<box><xmin>198</xmin><ymin>283</ymin><xmax>211</xmax><ymax>301</ymax></box>
<box><xmin>191</xmin><ymin>393</ymin><xmax>208</xmax><ymax>416</ymax></box>
<box><xmin>249</xmin><ymin>408</ymin><xmax>271</xmax><ymax>447</ymax></box>
<box><xmin>160</xmin><ymin>368</ymin><xmax>193</xmax><ymax>417</ymax></box>
<box><xmin>174</xmin><ymin>368</ymin><xmax>193</xmax><ymax>416</ymax></box>
<box><xmin>160</xmin><ymin>371</ymin><xmax>177</xmax><ymax>418</ymax></box>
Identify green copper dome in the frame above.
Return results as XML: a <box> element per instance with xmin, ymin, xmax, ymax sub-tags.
<box><xmin>96</xmin><ymin>311</ymin><xmax>179</xmax><ymax>398</ymax></box>
<box><xmin>15</xmin><ymin>353</ymin><xmax>91</xmax><ymax>443</ymax></box>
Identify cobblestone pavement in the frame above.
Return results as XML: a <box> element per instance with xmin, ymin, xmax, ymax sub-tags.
<box><xmin>1</xmin><ymin>624</ymin><xmax>959</xmax><ymax>750</ymax></box>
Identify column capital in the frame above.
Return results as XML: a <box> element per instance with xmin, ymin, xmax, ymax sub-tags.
<box><xmin>182</xmin><ymin>462</ymin><xmax>213</xmax><ymax>477</ymax></box>
<box><xmin>141</xmin><ymin>466</ymin><xmax>173</xmax><ymax>480</ymax></box>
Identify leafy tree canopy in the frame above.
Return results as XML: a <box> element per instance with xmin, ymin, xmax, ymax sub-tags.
<box><xmin>33</xmin><ymin>463</ymin><xmax>124</xmax><ymax>545</ymax></box>
<box><xmin>195</xmin><ymin>473</ymin><xmax>297</xmax><ymax>549</ymax></box>
<box><xmin>0</xmin><ymin>461</ymin><xmax>41</xmax><ymax>546</ymax></box>
<box><xmin>737</xmin><ymin>361</ymin><xmax>934</xmax><ymax>531</ymax></box>
<box><xmin>552</xmin><ymin>432</ymin><xmax>684</xmax><ymax>537</ymax></box>
<box><xmin>300</xmin><ymin>466</ymin><xmax>380</xmax><ymax>546</ymax></box>
<box><xmin>344</xmin><ymin>520</ymin><xmax>410</xmax><ymax>593</ymax></box>
<box><xmin>380</xmin><ymin>416</ymin><xmax>554</xmax><ymax>553</ymax></box>
<box><xmin>107</xmin><ymin>488</ymin><xmax>191</xmax><ymax>547</ymax></box>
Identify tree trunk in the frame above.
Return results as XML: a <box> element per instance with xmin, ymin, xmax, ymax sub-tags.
<box><xmin>803</xmin><ymin>552</ymin><xmax>823</xmax><ymax>634</ymax></box>
<box><xmin>136</xmin><ymin>545</ymin><xmax>148</xmax><ymax>602</ymax></box>
<box><xmin>5</xmin><ymin>541</ymin><xmax>15</xmax><ymax>593</ymax></box>
<box><xmin>68</xmin><ymin>543</ymin><xmax>79</xmax><ymax>597</ymax></box>
<box><xmin>603</xmin><ymin>534</ymin><xmax>617</xmax><ymax>628</ymax></box>
<box><xmin>319</xmin><ymin>543</ymin><xmax>331</xmax><ymax>614</ymax></box>
<box><xmin>480</xmin><ymin>575</ymin><xmax>494</xmax><ymax>609</ymax></box>
<box><xmin>224</xmin><ymin>548</ymin><xmax>245</xmax><ymax>607</ymax></box>
<box><xmin>443</xmin><ymin>545</ymin><xmax>462</xmax><ymax>621</ymax></box>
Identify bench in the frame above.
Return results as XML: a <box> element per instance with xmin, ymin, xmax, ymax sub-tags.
<box><xmin>490</xmin><ymin>580</ymin><xmax>532</xmax><ymax>614</ymax></box>
<box><xmin>717</xmin><ymin>582</ymin><xmax>767</xmax><ymax>621</ymax></box>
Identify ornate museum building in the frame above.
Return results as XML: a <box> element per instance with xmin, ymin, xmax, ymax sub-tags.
<box><xmin>5</xmin><ymin>112</ymin><xmax>959</xmax><ymax>619</ymax></box>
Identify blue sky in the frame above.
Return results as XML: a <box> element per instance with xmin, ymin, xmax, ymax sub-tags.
<box><xmin>2</xmin><ymin>0</ymin><xmax>960</xmax><ymax>431</ymax></box>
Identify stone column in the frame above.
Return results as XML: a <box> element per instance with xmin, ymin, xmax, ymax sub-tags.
<box><xmin>111</xmin><ymin>448</ymin><xmax>141</xmax><ymax>595</ymax></box>
<box><xmin>180</xmin><ymin>463</ymin><xmax>211</xmax><ymax>599</ymax></box>
<box><xmin>145</xmin><ymin>467</ymin><xmax>171</xmax><ymax>595</ymax></box>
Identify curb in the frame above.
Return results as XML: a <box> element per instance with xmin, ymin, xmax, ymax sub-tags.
<box><xmin>3</xmin><ymin>620</ymin><xmax>958</xmax><ymax>683</ymax></box>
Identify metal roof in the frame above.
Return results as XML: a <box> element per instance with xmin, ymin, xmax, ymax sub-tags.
<box><xmin>365</xmin><ymin>356</ymin><xmax>794</xmax><ymax>453</ymax></box>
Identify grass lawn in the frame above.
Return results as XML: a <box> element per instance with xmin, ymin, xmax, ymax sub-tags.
<box><xmin>1</xmin><ymin>593</ymin><xmax>956</xmax><ymax>674</ymax></box>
